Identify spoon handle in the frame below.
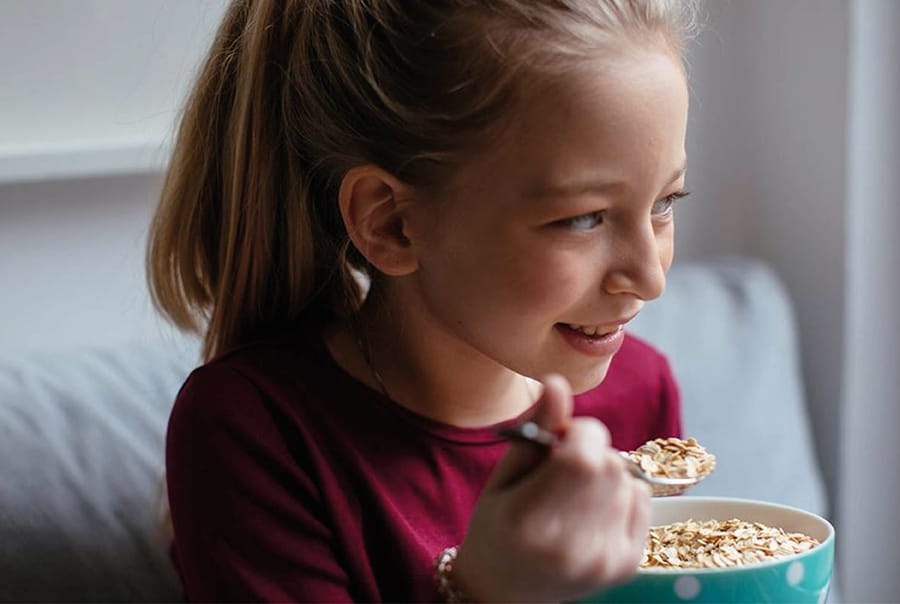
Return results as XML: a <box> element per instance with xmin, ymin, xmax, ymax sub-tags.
<box><xmin>496</xmin><ymin>420</ymin><xmax>560</xmax><ymax>447</ymax></box>
<box><xmin>496</xmin><ymin>421</ymin><xmax>697</xmax><ymax>488</ymax></box>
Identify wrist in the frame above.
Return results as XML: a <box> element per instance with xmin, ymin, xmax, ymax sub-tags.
<box><xmin>434</xmin><ymin>546</ymin><xmax>471</xmax><ymax>603</ymax></box>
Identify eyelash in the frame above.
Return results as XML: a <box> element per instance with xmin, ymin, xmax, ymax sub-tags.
<box><xmin>652</xmin><ymin>190</ymin><xmax>690</xmax><ymax>218</ymax></box>
<box><xmin>559</xmin><ymin>190</ymin><xmax>691</xmax><ymax>231</ymax></box>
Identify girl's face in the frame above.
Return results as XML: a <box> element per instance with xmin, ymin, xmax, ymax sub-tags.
<box><xmin>402</xmin><ymin>46</ymin><xmax>689</xmax><ymax>394</ymax></box>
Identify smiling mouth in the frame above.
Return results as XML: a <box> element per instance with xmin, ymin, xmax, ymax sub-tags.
<box><xmin>561</xmin><ymin>323</ymin><xmax>624</xmax><ymax>339</ymax></box>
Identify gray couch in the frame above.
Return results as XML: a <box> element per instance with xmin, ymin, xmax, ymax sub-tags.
<box><xmin>0</xmin><ymin>257</ymin><xmax>828</xmax><ymax>602</ymax></box>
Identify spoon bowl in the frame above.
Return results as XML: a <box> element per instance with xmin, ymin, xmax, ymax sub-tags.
<box><xmin>618</xmin><ymin>451</ymin><xmax>700</xmax><ymax>496</ymax></box>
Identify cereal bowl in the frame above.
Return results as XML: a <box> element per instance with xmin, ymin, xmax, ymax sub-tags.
<box><xmin>575</xmin><ymin>496</ymin><xmax>835</xmax><ymax>604</ymax></box>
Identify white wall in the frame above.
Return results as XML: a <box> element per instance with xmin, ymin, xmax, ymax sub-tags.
<box><xmin>0</xmin><ymin>0</ymin><xmax>227</xmax><ymax>161</ymax></box>
<box><xmin>0</xmin><ymin>1</ymin><xmax>228</xmax><ymax>358</ymax></box>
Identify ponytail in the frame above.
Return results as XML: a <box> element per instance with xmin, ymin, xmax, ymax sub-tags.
<box><xmin>147</xmin><ymin>1</ymin><xmax>361</xmax><ymax>360</ymax></box>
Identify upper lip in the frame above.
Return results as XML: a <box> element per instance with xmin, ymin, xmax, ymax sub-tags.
<box><xmin>563</xmin><ymin>311</ymin><xmax>640</xmax><ymax>331</ymax></box>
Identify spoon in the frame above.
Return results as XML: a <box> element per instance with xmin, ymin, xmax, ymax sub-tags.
<box><xmin>496</xmin><ymin>421</ymin><xmax>701</xmax><ymax>497</ymax></box>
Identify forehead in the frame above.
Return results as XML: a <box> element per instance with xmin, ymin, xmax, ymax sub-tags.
<box><xmin>443</xmin><ymin>46</ymin><xmax>689</xmax><ymax>198</ymax></box>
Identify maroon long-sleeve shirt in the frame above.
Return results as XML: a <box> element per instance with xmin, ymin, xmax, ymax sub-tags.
<box><xmin>166</xmin><ymin>329</ymin><xmax>681</xmax><ymax>602</ymax></box>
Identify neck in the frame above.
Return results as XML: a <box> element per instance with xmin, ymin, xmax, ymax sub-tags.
<box><xmin>329</xmin><ymin>292</ymin><xmax>538</xmax><ymax>428</ymax></box>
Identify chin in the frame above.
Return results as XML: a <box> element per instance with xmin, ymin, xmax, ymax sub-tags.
<box><xmin>565</xmin><ymin>359</ymin><xmax>613</xmax><ymax>395</ymax></box>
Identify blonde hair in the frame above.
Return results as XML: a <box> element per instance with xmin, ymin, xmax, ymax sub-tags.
<box><xmin>147</xmin><ymin>0</ymin><xmax>700</xmax><ymax>360</ymax></box>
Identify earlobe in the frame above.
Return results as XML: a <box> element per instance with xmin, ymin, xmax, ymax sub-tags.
<box><xmin>338</xmin><ymin>165</ymin><xmax>418</xmax><ymax>276</ymax></box>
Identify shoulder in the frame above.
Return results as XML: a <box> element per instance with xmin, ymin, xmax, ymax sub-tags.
<box><xmin>165</xmin><ymin>335</ymin><xmax>334</xmax><ymax>504</ymax></box>
<box><xmin>167</xmin><ymin>361</ymin><xmax>271</xmax><ymax>460</ymax></box>
<box><xmin>171</xmin><ymin>361</ymin><xmax>260</xmax><ymax>425</ymax></box>
<box><xmin>168</xmin><ymin>333</ymin><xmax>323</xmax><ymax>439</ymax></box>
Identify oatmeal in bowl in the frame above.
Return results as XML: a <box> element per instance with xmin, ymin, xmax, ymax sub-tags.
<box><xmin>574</xmin><ymin>496</ymin><xmax>834</xmax><ymax>603</ymax></box>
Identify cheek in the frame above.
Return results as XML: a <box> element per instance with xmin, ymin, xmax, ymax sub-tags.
<box><xmin>431</xmin><ymin>253</ymin><xmax>581</xmax><ymax>338</ymax></box>
<box><xmin>659</xmin><ymin>226</ymin><xmax>675</xmax><ymax>273</ymax></box>
<box><xmin>498</xmin><ymin>253</ymin><xmax>584</xmax><ymax>314</ymax></box>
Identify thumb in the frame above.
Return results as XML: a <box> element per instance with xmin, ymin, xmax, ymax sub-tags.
<box><xmin>487</xmin><ymin>374</ymin><xmax>574</xmax><ymax>491</ymax></box>
<box><xmin>524</xmin><ymin>373</ymin><xmax>573</xmax><ymax>434</ymax></box>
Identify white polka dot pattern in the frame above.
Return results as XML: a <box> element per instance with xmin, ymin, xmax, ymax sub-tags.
<box><xmin>673</xmin><ymin>575</ymin><xmax>701</xmax><ymax>600</ymax></box>
<box><xmin>786</xmin><ymin>561</ymin><xmax>805</xmax><ymax>586</ymax></box>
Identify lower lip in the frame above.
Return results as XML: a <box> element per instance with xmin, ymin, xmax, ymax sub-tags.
<box><xmin>556</xmin><ymin>324</ymin><xmax>625</xmax><ymax>357</ymax></box>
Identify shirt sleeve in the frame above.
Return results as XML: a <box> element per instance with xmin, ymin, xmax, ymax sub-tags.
<box><xmin>166</xmin><ymin>364</ymin><xmax>352</xmax><ymax>603</ymax></box>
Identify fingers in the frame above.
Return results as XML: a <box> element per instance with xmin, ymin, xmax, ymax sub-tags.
<box><xmin>525</xmin><ymin>374</ymin><xmax>573</xmax><ymax>434</ymax></box>
<box><xmin>603</xmin><ymin>474</ymin><xmax>652</xmax><ymax>583</ymax></box>
<box><xmin>555</xmin><ymin>433</ymin><xmax>648</xmax><ymax>585</ymax></box>
<box><xmin>552</xmin><ymin>415</ymin><xmax>611</xmax><ymax>465</ymax></box>
<box><xmin>627</xmin><ymin>477</ymin><xmax>652</xmax><ymax>544</ymax></box>
<box><xmin>487</xmin><ymin>374</ymin><xmax>574</xmax><ymax>491</ymax></box>
<box><xmin>559</xmin><ymin>427</ymin><xmax>648</xmax><ymax>546</ymax></box>
<box><xmin>470</xmin><ymin>396</ymin><xmax>654</xmax><ymax>601</ymax></box>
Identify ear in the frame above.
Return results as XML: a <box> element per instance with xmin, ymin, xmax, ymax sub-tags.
<box><xmin>338</xmin><ymin>165</ymin><xmax>418</xmax><ymax>276</ymax></box>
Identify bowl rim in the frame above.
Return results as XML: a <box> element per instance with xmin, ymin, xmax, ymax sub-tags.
<box><xmin>638</xmin><ymin>495</ymin><xmax>835</xmax><ymax>575</ymax></box>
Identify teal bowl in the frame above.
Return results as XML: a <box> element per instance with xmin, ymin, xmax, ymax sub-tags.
<box><xmin>576</xmin><ymin>497</ymin><xmax>835</xmax><ymax>603</ymax></box>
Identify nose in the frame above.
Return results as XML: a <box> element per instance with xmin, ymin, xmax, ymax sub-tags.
<box><xmin>602</xmin><ymin>221</ymin><xmax>669</xmax><ymax>301</ymax></box>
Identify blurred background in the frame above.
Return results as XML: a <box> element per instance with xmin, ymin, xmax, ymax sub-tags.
<box><xmin>0</xmin><ymin>0</ymin><xmax>896</xmax><ymax>601</ymax></box>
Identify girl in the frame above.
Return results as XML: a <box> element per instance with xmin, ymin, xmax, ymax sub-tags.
<box><xmin>149</xmin><ymin>0</ymin><xmax>695</xmax><ymax>601</ymax></box>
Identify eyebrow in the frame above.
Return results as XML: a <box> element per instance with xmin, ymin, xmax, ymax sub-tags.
<box><xmin>530</xmin><ymin>161</ymin><xmax>688</xmax><ymax>199</ymax></box>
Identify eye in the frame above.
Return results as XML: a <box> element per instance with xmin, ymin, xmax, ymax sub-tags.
<box><xmin>652</xmin><ymin>190</ymin><xmax>690</xmax><ymax>218</ymax></box>
<box><xmin>558</xmin><ymin>211</ymin><xmax>604</xmax><ymax>231</ymax></box>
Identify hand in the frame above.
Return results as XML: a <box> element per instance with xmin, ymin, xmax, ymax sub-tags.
<box><xmin>453</xmin><ymin>374</ymin><xmax>651</xmax><ymax>603</ymax></box>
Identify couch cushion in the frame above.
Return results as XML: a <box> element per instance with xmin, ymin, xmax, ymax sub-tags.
<box><xmin>0</xmin><ymin>337</ymin><xmax>198</xmax><ymax>602</ymax></box>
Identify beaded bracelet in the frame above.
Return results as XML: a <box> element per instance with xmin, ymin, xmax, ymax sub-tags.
<box><xmin>433</xmin><ymin>545</ymin><xmax>469</xmax><ymax>603</ymax></box>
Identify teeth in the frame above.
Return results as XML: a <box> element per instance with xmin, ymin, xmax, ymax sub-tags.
<box><xmin>567</xmin><ymin>324</ymin><xmax>610</xmax><ymax>337</ymax></box>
